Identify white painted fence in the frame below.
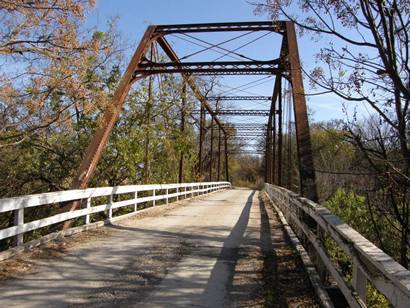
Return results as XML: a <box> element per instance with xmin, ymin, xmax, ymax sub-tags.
<box><xmin>0</xmin><ymin>182</ymin><xmax>231</xmax><ymax>248</ymax></box>
<box><xmin>265</xmin><ymin>184</ymin><xmax>410</xmax><ymax>308</ymax></box>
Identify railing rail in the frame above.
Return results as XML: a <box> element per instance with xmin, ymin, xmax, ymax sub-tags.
<box><xmin>265</xmin><ymin>183</ymin><xmax>410</xmax><ymax>308</ymax></box>
<box><xmin>0</xmin><ymin>181</ymin><xmax>231</xmax><ymax>248</ymax></box>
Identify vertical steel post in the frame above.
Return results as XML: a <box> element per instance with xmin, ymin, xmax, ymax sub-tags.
<box><xmin>209</xmin><ymin>117</ymin><xmax>214</xmax><ymax>181</ymax></box>
<box><xmin>143</xmin><ymin>62</ymin><xmax>153</xmax><ymax>184</ymax></box>
<box><xmin>265</xmin><ymin>119</ymin><xmax>272</xmax><ymax>183</ymax></box>
<box><xmin>217</xmin><ymin>127</ymin><xmax>221</xmax><ymax>181</ymax></box>
<box><xmin>198</xmin><ymin>104</ymin><xmax>205</xmax><ymax>178</ymax></box>
<box><xmin>224</xmin><ymin>133</ymin><xmax>229</xmax><ymax>182</ymax></box>
<box><xmin>269</xmin><ymin>76</ymin><xmax>282</xmax><ymax>184</ymax></box>
<box><xmin>178</xmin><ymin>83</ymin><xmax>186</xmax><ymax>183</ymax></box>
<box><xmin>277</xmin><ymin>79</ymin><xmax>283</xmax><ymax>186</ymax></box>
<box><xmin>272</xmin><ymin>105</ymin><xmax>276</xmax><ymax>184</ymax></box>
<box><xmin>285</xmin><ymin>21</ymin><xmax>318</xmax><ymax>201</ymax></box>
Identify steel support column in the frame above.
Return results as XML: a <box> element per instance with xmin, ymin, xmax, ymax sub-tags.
<box><xmin>178</xmin><ymin>83</ymin><xmax>186</xmax><ymax>183</ymax></box>
<box><xmin>285</xmin><ymin>21</ymin><xmax>318</xmax><ymax>201</ymax></box>
<box><xmin>277</xmin><ymin>79</ymin><xmax>283</xmax><ymax>186</ymax></box>
<box><xmin>268</xmin><ymin>76</ymin><xmax>282</xmax><ymax>184</ymax></box>
<box><xmin>209</xmin><ymin>117</ymin><xmax>214</xmax><ymax>181</ymax></box>
<box><xmin>265</xmin><ymin>119</ymin><xmax>272</xmax><ymax>183</ymax></box>
<box><xmin>198</xmin><ymin>104</ymin><xmax>205</xmax><ymax>177</ymax></box>
<box><xmin>224</xmin><ymin>133</ymin><xmax>229</xmax><ymax>182</ymax></box>
<box><xmin>217</xmin><ymin>127</ymin><xmax>221</xmax><ymax>181</ymax></box>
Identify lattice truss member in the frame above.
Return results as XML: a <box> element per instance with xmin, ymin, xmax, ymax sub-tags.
<box><xmin>70</xmin><ymin>21</ymin><xmax>318</xmax><ymax>203</ymax></box>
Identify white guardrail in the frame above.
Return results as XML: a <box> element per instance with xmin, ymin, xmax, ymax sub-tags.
<box><xmin>265</xmin><ymin>183</ymin><xmax>410</xmax><ymax>308</ymax></box>
<box><xmin>0</xmin><ymin>182</ymin><xmax>231</xmax><ymax>248</ymax></box>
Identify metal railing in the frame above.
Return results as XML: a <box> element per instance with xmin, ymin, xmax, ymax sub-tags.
<box><xmin>0</xmin><ymin>182</ymin><xmax>231</xmax><ymax>249</ymax></box>
<box><xmin>265</xmin><ymin>183</ymin><xmax>410</xmax><ymax>308</ymax></box>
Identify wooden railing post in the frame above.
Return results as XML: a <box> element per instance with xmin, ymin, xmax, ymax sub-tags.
<box><xmin>14</xmin><ymin>208</ymin><xmax>24</xmax><ymax>246</ymax></box>
<box><xmin>85</xmin><ymin>197</ymin><xmax>91</xmax><ymax>224</ymax></box>
<box><xmin>153</xmin><ymin>189</ymin><xmax>156</xmax><ymax>206</ymax></box>
<box><xmin>353</xmin><ymin>262</ymin><xmax>367</xmax><ymax>304</ymax></box>
<box><xmin>108</xmin><ymin>194</ymin><xmax>113</xmax><ymax>220</ymax></box>
<box><xmin>316</xmin><ymin>225</ymin><xmax>329</xmax><ymax>284</ymax></box>
<box><xmin>176</xmin><ymin>187</ymin><xmax>179</xmax><ymax>201</ymax></box>
<box><xmin>134</xmin><ymin>191</ymin><xmax>138</xmax><ymax>212</ymax></box>
<box><xmin>166</xmin><ymin>188</ymin><xmax>169</xmax><ymax>205</ymax></box>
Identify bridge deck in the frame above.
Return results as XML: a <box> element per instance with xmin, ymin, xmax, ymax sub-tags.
<box><xmin>0</xmin><ymin>189</ymin><xmax>318</xmax><ymax>307</ymax></box>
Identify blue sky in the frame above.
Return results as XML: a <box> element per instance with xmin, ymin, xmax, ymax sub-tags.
<box><xmin>85</xmin><ymin>0</ymin><xmax>368</xmax><ymax>123</ymax></box>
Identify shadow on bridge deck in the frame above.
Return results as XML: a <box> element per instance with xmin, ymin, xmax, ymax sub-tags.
<box><xmin>0</xmin><ymin>189</ymin><xmax>318</xmax><ymax>307</ymax></box>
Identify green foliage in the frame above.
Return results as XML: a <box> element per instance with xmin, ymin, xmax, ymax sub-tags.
<box><xmin>325</xmin><ymin>189</ymin><xmax>368</xmax><ymax>234</ymax></box>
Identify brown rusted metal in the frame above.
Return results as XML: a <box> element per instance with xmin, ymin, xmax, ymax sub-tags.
<box><xmin>155</xmin><ymin>21</ymin><xmax>286</xmax><ymax>34</ymax></box>
<box><xmin>217</xmin><ymin>127</ymin><xmax>221</xmax><ymax>181</ymax></box>
<box><xmin>206</xmin><ymin>96</ymin><xmax>272</xmax><ymax>101</ymax></box>
<box><xmin>135</xmin><ymin>59</ymin><xmax>282</xmax><ymax>76</ymax></box>
<box><xmin>193</xmin><ymin>110</ymin><xmax>270</xmax><ymax>116</ymax></box>
<box><xmin>224</xmin><ymin>133</ymin><xmax>229</xmax><ymax>182</ymax></box>
<box><xmin>178</xmin><ymin>83</ymin><xmax>186</xmax><ymax>183</ymax></box>
<box><xmin>209</xmin><ymin>117</ymin><xmax>214</xmax><ymax>181</ymax></box>
<box><xmin>265</xmin><ymin>119</ymin><xmax>272</xmax><ymax>183</ymax></box>
<box><xmin>63</xmin><ymin>21</ymin><xmax>317</xmax><ymax>233</ymax></box>
<box><xmin>198</xmin><ymin>104</ymin><xmax>205</xmax><ymax>177</ymax></box>
<box><xmin>285</xmin><ymin>21</ymin><xmax>318</xmax><ymax>201</ymax></box>
<box><xmin>267</xmin><ymin>76</ymin><xmax>282</xmax><ymax>184</ymax></box>
<box><xmin>156</xmin><ymin>36</ymin><xmax>226</xmax><ymax>133</ymax></box>
<box><xmin>70</xmin><ymin>26</ymin><xmax>157</xmax><ymax>190</ymax></box>
<box><xmin>61</xmin><ymin>26</ymin><xmax>158</xmax><ymax>230</ymax></box>
<box><xmin>277</xmin><ymin>78</ymin><xmax>283</xmax><ymax>186</ymax></box>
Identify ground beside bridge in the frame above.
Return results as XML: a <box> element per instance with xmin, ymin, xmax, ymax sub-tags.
<box><xmin>0</xmin><ymin>189</ymin><xmax>319</xmax><ymax>307</ymax></box>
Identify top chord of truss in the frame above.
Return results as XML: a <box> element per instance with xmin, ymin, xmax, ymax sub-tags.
<box><xmin>206</xmin><ymin>96</ymin><xmax>272</xmax><ymax>101</ymax></box>
<box><xmin>154</xmin><ymin>21</ymin><xmax>286</xmax><ymax>34</ymax></box>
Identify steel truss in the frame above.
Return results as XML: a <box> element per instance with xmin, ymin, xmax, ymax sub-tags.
<box><xmin>135</xmin><ymin>60</ymin><xmax>282</xmax><ymax>76</ymax></box>
<box><xmin>194</xmin><ymin>110</ymin><xmax>270</xmax><ymax>116</ymax></box>
<box><xmin>69</xmin><ymin>20</ymin><xmax>317</xmax><ymax>220</ymax></box>
<box><xmin>206</xmin><ymin>96</ymin><xmax>272</xmax><ymax>101</ymax></box>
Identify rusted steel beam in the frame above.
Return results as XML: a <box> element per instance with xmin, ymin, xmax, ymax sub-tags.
<box><xmin>60</xmin><ymin>26</ymin><xmax>158</xmax><ymax>230</ymax></box>
<box><xmin>198</xmin><ymin>104</ymin><xmax>205</xmax><ymax>177</ymax></box>
<box><xmin>69</xmin><ymin>26</ymin><xmax>156</xmax><ymax>190</ymax></box>
<box><xmin>206</xmin><ymin>96</ymin><xmax>272</xmax><ymax>101</ymax></box>
<box><xmin>178</xmin><ymin>83</ymin><xmax>186</xmax><ymax>183</ymax></box>
<box><xmin>221</xmin><ymin>123</ymin><xmax>267</xmax><ymax>128</ymax></box>
<box><xmin>193</xmin><ymin>110</ymin><xmax>270</xmax><ymax>116</ymax></box>
<box><xmin>217</xmin><ymin>127</ymin><xmax>221</xmax><ymax>181</ymax></box>
<box><xmin>277</xmin><ymin>78</ymin><xmax>283</xmax><ymax>186</ymax></box>
<box><xmin>266</xmin><ymin>75</ymin><xmax>282</xmax><ymax>184</ymax></box>
<box><xmin>285</xmin><ymin>21</ymin><xmax>318</xmax><ymax>201</ymax></box>
<box><xmin>135</xmin><ymin>59</ymin><xmax>282</xmax><ymax>76</ymax></box>
<box><xmin>229</xmin><ymin>136</ymin><xmax>265</xmax><ymax>140</ymax></box>
<box><xmin>156</xmin><ymin>36</ymin><xmax>225</xmax><ymax>134</ymax></box>
<box><xmin>229</xmin><ymin>133</ymin><xmax>267</xmax><ymax>137</ymax></box>
<box><xmin>209</xmin><ymin>117</ymin><xmax>214</xmax><ymax>181</ymax></box>
<box><xmin>231</xmin><ymin>151</ymin><xmax>265</xmax><ymax>155</ymax></box>
<box><xmin>155</xmin><ymin>21</ymin><xmax>286</xmax><ymax>34</ymax></box>
<box><xmin>265</xmin><ymin>116</ymin><xmax>272</xmax><ymax>183</ymax></box>
<box><xmin>224</xmin><ymin>133</ymin><xmax>229</xmax><ymax>182</ymax></box>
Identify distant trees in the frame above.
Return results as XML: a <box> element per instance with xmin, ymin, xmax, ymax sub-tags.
<box><xmin>254</xmin><ymin>0</ymin><xmax>410</xmax><ymax>267</ymax></box>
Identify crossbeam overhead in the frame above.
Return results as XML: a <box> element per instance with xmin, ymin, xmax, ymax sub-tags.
<box><xmin>206</xmin><ymin>96</ymin><xmax>272</xmax><ymax>101</ymax></box>
<box><xmin>193</xmin><ymin>110</ymin><xmax>270</xmax><ymax>116</ymax></box>
<box><xmin>154</xmin><ymin>21</ymin><xmax>286</xmax><ymax>34</ymax></box>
